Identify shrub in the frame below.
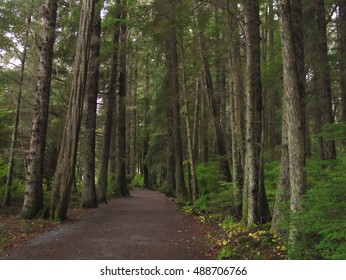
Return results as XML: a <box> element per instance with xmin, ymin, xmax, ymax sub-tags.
<box><xmin>289</xmin><ymin>157</ymin><xmax>346</xmax><ymax>259</ymax></box>
<box><xmin>131</xmin><ymin>173</ymin><xmax>144</xmax><ymax>188</ymax></box>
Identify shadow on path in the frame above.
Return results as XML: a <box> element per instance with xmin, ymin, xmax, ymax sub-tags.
<box><xmin>1</xmin><ymin>188</ymin><xmax>213</xmax><ymax>260</ymax></box>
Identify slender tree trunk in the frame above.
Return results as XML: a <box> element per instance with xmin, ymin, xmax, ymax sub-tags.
<box><xmin>130</xmin><ymin>60</ymin><xmax>138</xmax><ymax>179</ymax></box>
<box><xmin>197</xmin><ymin>9</ymin><xmax>231</xmax><ymax>182</ymax></box>
<box><xmin>108</xmin><ymin>110</ymin><xmax>119</xmax><ymax>196</ymax></box>
<box><xmin>200</xmin><ymin>86</ymin><xmax>208</xmax><ymax>163</ymax></box>
<box><xmin>166</xmin><ymin>117</ymin><xmax>176</xmax><ymax>197</ymax></box>
<box><xmin>143</xmin><ymin>61</ymin><xmax>150</xmax><ymax>189</ymax></box>
<box><xmin>339</xmin><ymin>1</ymin><xmax>346</xmax><ymax>121</ymax></box>
<box><xmin>315</xmin><ymin>0</ymin><xmax>336</xmax><ymax>160</ymax></box>
<box><xmin>228</xmin><ymin>3</ymin><xmax>245</xmax><ymax>219</ymax></box>
<box><xmin>192</xmin><ymin>79</ymin><xmax>200</xmax><ymax>161</ymax></box>
<box><xmin>170</xmin><ymin>33</ymin><xmax>188</xmax><ymax>203</ymax></box>
<box><xmin>50</xmin><ymin>0</ymin><xmax>95</xmax><ymax>220</ymax></box>
<box><xmin>271</xmin><ymin>99</ymin><xmax>290</xmax><ymax>237</ymax></box>
<box><xmin>81</xmin><ymin>1</ymin><xmax>101</xmax><ymax>209</ymax></box>
<box><xmin>117</xmin><ymin>0</ymin><xmax>130</xmax><ymax>197</ymax></box>
<box><xmin>278</xmin><ymin>0</ymin><xmax>307</xmax><ymax>249</ymax></box>
<box><xmin>181</xmin><ymin>38</ymin><xmax>199</xmax><ymax>205</ymax></box>
<box><xmin>97</xmin><ymin>0</ymin><xmax>121</xmax><ymax>202</ymax></box>
<box><xmin>243</xmin><ymin>0</ymin><xmax>271</xmax><ymax>226</ymax></box>
<box><xmin>21</xmin><ymin>1</ymin><xmax>58</xmax><ymax>218</ymax></box>
<box><xmin>3</xmin><ymin>10</ymin><xmax>33</xmax><ymax>207</ymax></box>
<box><xmin>159</xmin><ymin>0</ymin><xmax>188</xmax><ymax>202</ymax></box>
<box><xmin>3</xmin><ymin>18</ymin><xmax>30</xmax><ymax>206</ymax></box>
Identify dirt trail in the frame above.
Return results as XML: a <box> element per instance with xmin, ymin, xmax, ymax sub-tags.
<box><xmin>0</xmin><ymin>188</ymin><xmax>213</xmax><ymax>260</ymax></box>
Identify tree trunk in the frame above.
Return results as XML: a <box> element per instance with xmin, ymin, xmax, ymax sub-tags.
<box><xmin>97</xmin><ymin>0</ymin><xmax>121</xmax><ymax>203</ymax></box>
<box><xmin>315</xmin><ymin>0</ymin><xmax>336</xmax><ymax>160</ymax></box>
<box><xmin>228</xmin><ymin>2</ymin><xmax>245</xmax><ymax>219</ymax></box>
<box><xmin>143</xmin><ymin>61</ymin><xmax>150</xmax><ymax>189</ymax></box>
<box><xmin>117</xmin><ymin>0</ymin><xmax>130</xmax><ymax>197</ymax></box>
<box><xmin>169</xmin><ymin>32</ymin><xmax>188</xmax><ymax>203</ymax></box>
<box><xmin>181</xmin><ymin>37</ymin><xmax>199</xmax><ymax>205</ymax></box>
<box><xmin>271</xmin><ymin>99</ymin><xmax>290</xmax><ymax>237</ymax></box>
<box><xmin>200</xmin><ymin>86</ymin><xmax>209</xmax><ymax>163</ymax></box>
<box><xmin>50</xmin><ymin>0</ymin><xmax>95</xmax><ymax>221</ymax></box>
<box><xmin>81</xmin><ymin>0</ymin><xmax>101</xmax><ymax>209</ymax></box>
<box><xmin>3</xmin><ymin>23</ymin><xmax>29</xmax><ymax>206</ymax></box>
<box><xmin>339</xmin><ymin>1</ymin><xmax>346</xmax><ymax>121</ymax></box>
<box><xmin>243</xmin><ymin>0</ymin><xmax>271</xmax><ymax>226</ymax></box>
<box><xmin>166</xmin><ymin>121</ymin><xmax>176</xmax><ymax>197</ymax></box>
<box><xmin>278</xmin><ymin>0</ymin><xmax>307</xmax><ymax>248</ymax></box>
<box><xmin>21</xmin><ymin>1</ymin><xmax>58</xmax><ymax>218</ymax></box>
<box><xmin>197</xmin><ymin>8</ymin><xmax>231</xmax><ymax>182</ymax></box>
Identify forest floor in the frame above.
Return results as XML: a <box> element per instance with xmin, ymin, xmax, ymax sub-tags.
<box><xmin>0</xmin><ymin>188</ymin><xmax>218</xmax><ymax>260</ymax></box>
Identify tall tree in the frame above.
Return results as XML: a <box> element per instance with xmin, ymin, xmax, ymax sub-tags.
<box><xmin>117</xmin><ymin>0</ymin><xmax>130</xmax><ymax>197</ymax></box>
<box><xmin>21</xmin><ymin>0</ymin><xmax>58</xmax><ymax>218</ymax></box>
<box><xmin>196</xmin><ymin>3</ymin><xmax>231</xmax><ymax>182</ymax></box>
<box><xmin>339</xmin><ymin>0</ymin><xmax>346</xmax><ymax>121</ymax></box>
<box><xmin>271</xmin><ymin>99</ymin><xmax>290</xmax><ymax>237</ymax></box>
<box><xmin>97</xmin><ymin>0</ymin><xmax>121</xmax><ymax>202</ymax></box>
<box><xmin>278</xmin><ymin>0</ymin><xmax>307</xmax><ymax>247</ymax></box>
<box><xmin>228</xmin><ymin>2</ymin><xmax>245</xmax><ymax>219</ymax></box>
<box><xmin>313</xmin><ymin>0</ymin><xmax>336</xmax><ymax>160</ymax></box>
<box><xmin>242</xmin><ymin>0</ymin><xmax>271</xmax><ymax>226</ymax></box>
<box><xmin>81</xmin><ymin>0</ymin><xmax>102</xmax><ymax>209</ymax></box>
<box><xmin>179</xmin><ymin>6</ymin><xmax>199</xmax><ymax>204</ymax></box>
<box><xmin>2</xmin><ymin>12</ymin><xmax>31</xmax><ymax>207</ymax></box>
<box><xmin>50</xmin><ymin>0</ymin><xmax>95</xmax><ymax>220</ymax></box>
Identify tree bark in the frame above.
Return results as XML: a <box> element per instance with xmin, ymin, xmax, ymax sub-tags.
<box><xmin>180</xmin><ymin>35</ymin><xmax>199</xmax><ymax>205</ymax></box>
<box><xmin>143</xmin><ymin>60</ymin><xmax>150</xmax><ymax>189</ymax></box>
<box><xmin>168</xmin><ymin>30</ymin><xmax>188</xmax><ymax>202</ymax></box>
<box><xmin>228</xmin><ymin>2</ymin><xmax>245</xmax><ymax>219</ymax></box>
<box><xmin>50</xmin><ymin>0</ymin><xmax>95</xmax><ymax>220</ymax></box>
<box><xmin>243</xmin><ymin>0</ymin><xmax>271</xmax><ymax>226</ymax></box>
<box><xmin>315</xmin><ymin>0</ymin><xmax>336</xmax><ymax>160</ymax></box>
<box><xmin>3</xmin><ymin>16</ymin><xmax>30</xmax><ymax>206</ymax></box>
<box><xmin>117</xmin><ymin>0</ymin><xmax>130</xmax><ymax>197</ymax></box>
<box><xmin>21</xmin><ymin>0</ymin><xmax>58</xmax><ymax>218</ymax></box>
<box><xmin>97</xmin><ymin>0</ymin><xmax>121</xmax><ymax>202</ymax></box>
<box><xmin>278</xmin><ymin>0</ymin><xmax>307</xmax><ymax>247</ymax></box>
<box><xmin>81</xmin><ymin>0</ymin><xmax>101</xmax><ymax>209</ymax></box>
<box><xmin>200</xmin><ymin>86</ymin><xmax>209</xmax><ymax>163</ymax></box>
<box><xmin>339</xmin><ymin>1</ymin><xmax>346</xmax><ymax>121</ymax></box>
<box><xmin>197</xmin><ymin>6</ymin><xmax>231</xmax><ymax>182</ymax></box>
<box><xmin>271</xmin><ymin>99</ymin><xmax>290</xmax><ymax>237</ymax></box>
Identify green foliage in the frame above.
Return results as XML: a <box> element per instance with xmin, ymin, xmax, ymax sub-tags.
<box><xmin>131</xmin><ymin>173</ymin><xmax>144</xmax><ymax>188</ymax></box>
<box><xmin>206</xmin><ymin>184</ymin><xmax>234</xmax><ymax>219</ymax></box>
<box><xmin>289</xmin><ymin>157</ymin><xmax>346</xmax><ymax>259</ymax></box>
<box><xmin>264</xmin><ymin>161</ymin><xmax>280</xmax><ymax>211</ymax></box>
<box><xmin>193</xmin><ymin>194</ymin><xmax>208</xmax><ymax>214</ymax></box>
<box><xmin>195</xmin><ymin>162</ymin><xmax>222</xmax><ymax>195</ymax></box>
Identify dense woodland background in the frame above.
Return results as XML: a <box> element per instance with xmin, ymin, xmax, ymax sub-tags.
<box><xmin>0</xmin><ymin>0</ymin><xmax>345</xmax><ymax>259</ymax></box>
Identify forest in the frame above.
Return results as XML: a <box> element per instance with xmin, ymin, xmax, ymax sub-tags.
<box><xmin>0</xmin><ymin>0</ymin><xmax>345</xmax><ymax>260</ymax></box>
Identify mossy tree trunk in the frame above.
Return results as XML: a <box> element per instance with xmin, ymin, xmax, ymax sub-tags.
<box><xmin>21</xmin><ymin>0</ymin><xmax>57</xmax><ymax>218</ymax></box>
<box><xmin>81</xmin><ymin>0</ymin><xmax>102</xmax><ymax>209</ymax></box>
<box><xmin>97</xmin><ymin>0</ymin><xmax>121</xmax><ymax>202</ymax></box>
<box><xmin>50</xmin><ymin>0</ymin><xmax>96</xmax><ymax>221</ymax></box>
<box><xmin>278</xmin><ymin>0</ymin><xmax>307</xmax><ymax>249</ymax></box>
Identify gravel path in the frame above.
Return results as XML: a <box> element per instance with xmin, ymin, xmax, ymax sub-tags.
<box><xmin>0</xmin><ymin>188</ymin><xmax>213</xmax><ymax>260</ymax></box>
